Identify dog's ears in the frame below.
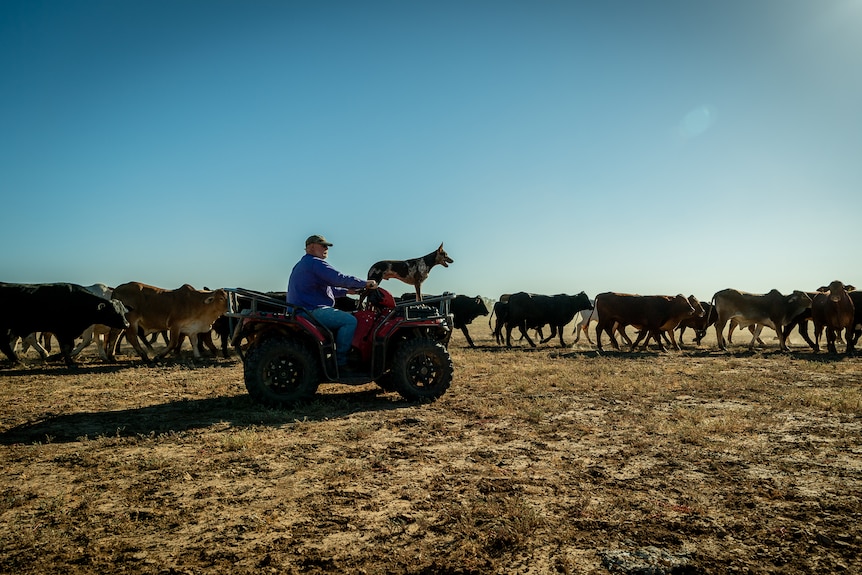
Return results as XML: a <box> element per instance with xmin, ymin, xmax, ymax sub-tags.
<box><xmin>438</xmin><ymin>242</ymin><xmax>444</xmax><ymax>251</ymax></box>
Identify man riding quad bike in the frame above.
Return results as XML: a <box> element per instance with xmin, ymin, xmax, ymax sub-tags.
<box><xmin>227</xmin><ymin>287</ymin><xmax>454</xmax><ymax>408</ymax></box>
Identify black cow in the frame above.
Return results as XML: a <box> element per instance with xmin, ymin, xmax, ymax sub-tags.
<box><xmin>450</xmin><ymin>295</ymin><xmax>488</xmax><ymax>347</ymax></box>
<box><xmin>489</xmin><ymin>299</ymin><xmax>547</xmax><ymax>346</ymax></box>
<box><xmin>779</xmin><ymin>292</ymin><xmax>821</xmax><ymax>351</ymax></box>
<box><xmin>848</xmin><ymin>291</ymin><xmax>862</xmax><ymax>353</ymax></box>
<box><xmin>490</xmin><ymin>300</ymin><xmax>509</xmax><ymax>345</ymax></box>
<box><xmin>0</xmin><ymin>282</ymin><xmax>129</xmax><ymax>367</ymax></box>
<box><xmin>677</xmin><ymin>301</ymin><xmax>717</xmax><ymax>346</ymax></box>
<box><xmin>398</xmin><ymin>293</ymin><xmax>488</xmax><ymax>347</ymax></box>
<box><xmin>505</xmin><ymin>291</ymin><xmax>593</xmax><ymax>348</ymax></box>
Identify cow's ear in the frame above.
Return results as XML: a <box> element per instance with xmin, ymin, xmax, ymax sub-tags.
<box><xmin>97</xmin><ymin>302</ymin><xmax>106</xmax><ymax>311</ymax></box>
<box><xmin>205</xmin><ymin>296</ymin><xmax>215</xmax><ymax>304</ymax></box>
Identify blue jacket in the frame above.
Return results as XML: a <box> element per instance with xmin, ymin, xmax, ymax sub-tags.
<box><xmin>286</xmin><ymin>254</ymin><xmax>367</xmax><ymax>309</ymax></box>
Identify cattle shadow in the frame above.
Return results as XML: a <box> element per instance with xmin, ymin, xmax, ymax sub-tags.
<box><xmin>475</xmin><ymin>345</ymin><xmax>547</xmax><ymax>353</ymax></box>
<box><xmin>796</xmin><ymin>351</ymin><xmax>857</xmax><ymax>364</ymax></box>
<box><xmin>0</xmin><ymin>362</ymin><xmax>131</xmax><ymax>377</ymax></box>
<box><xmin>551</xmin><ymin>347</ymin><xmax>736</xmax><ymax>360</ymax></box>
<box><xmin>0</xmin><ymin>356</ymin><xmax>240</xmax><ymax>376</ymax></box>
<box><xmin>0</xmin><ymin>388</ymin><xmax>413</xmax><ymax>445</ymax></box>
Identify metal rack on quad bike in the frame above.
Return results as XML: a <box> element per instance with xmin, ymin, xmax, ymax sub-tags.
<box><xmin>223</xmin><ymin>287</ymin><xmax>455</xmax><ymax>408</ymax></box>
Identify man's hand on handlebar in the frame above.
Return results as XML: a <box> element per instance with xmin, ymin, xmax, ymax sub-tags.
<box><xmin>348</xmin><ymin>280</ymin><xmax>378</xmax><ymax>295</ymax></box>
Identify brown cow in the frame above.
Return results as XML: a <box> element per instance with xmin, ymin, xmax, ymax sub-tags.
<box><xmin>712</xmin><ymin>288</ymin><xmax>812</xmax><ymax>352</ymax></box>
<box><xmin>594</xmin><ymin>293</ymin><xmax>698</xmax><ymax>352</ymax></box>
<box><xmin>108</xmin><ymin>282</ymin><xmax>228</xmax><ymax>361</ymax></box>
<box><xmin>811</xmin><ymin>280</ymin><xmax>855</xmax><ymax>354</ymax></box>
<box><xmin>632</xmin><ymin>295</ymin><xmax>705</xmax><ymax>350</ymax></box>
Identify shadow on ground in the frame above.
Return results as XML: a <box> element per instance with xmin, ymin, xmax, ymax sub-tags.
<box><xmin>0</xmin><ymin>387</ymin><xmax>412</xmax><ymax>445</ymax></box>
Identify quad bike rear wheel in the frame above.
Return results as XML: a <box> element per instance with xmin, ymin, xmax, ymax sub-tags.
<box><xmin>243</xmin><ymin>337</ymin><xmax>320</xmax><ymax>407</ymax></box>
<box><xmin>388</xmin><ymin>338</ymin><xmax>453</xmax><ymax>402</ymax></box>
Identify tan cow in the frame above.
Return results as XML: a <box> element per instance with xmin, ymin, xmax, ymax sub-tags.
<box><xmin>712</xmin><ymin>288</ymin><xmax>812</xmax><ymax>352</ymax></box>
<box><xmin>811</xmin><ymin>280</ymin><xmax>855</xmax><ymax>354</ymax></box>
<box><xmin>108</xmin><ymin>282</ymin><xmax>228</xmax><ymax>361</ymax></box>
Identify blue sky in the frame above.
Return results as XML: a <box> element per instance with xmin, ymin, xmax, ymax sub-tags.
<box><xmin>2</xmin><ymin>0</ymin><xmax>860</xmax><ymax>303</ymax></box>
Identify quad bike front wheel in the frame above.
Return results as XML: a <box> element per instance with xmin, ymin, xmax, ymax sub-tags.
<box><xmin>388</xmin><ymin>338</ymin><xmax>453</xmax><ymax>402</ymax></box>
<box><xmin>243</xmin><ymin>337</ymin><xmax>320</xmax><ymax>407</ymax></box>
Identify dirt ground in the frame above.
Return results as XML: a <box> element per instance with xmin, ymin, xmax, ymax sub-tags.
<box><xmin>1</xmin><ymin>327</ymin><xmax>860</xmax><ymax>574</ymax></box>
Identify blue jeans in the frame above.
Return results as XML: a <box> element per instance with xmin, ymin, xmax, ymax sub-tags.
<box><xmin>310</xmin><ymin>307</ymin><xmax>357</xmax><ymax>366</ymax></box>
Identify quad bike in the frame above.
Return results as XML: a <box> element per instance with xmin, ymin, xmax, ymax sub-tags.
<box><xmin>224</xmin><ymin>288</ymin><xmax>455</xmax><ymax>408</ymax></box>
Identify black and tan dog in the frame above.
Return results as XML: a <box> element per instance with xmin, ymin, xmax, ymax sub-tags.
<box><xmin>367</xmin><ymin>243</ymin><xmax>453</xmax><ymax>301</ymax></box>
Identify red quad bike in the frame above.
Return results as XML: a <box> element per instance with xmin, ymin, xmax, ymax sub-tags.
<box><xmin>224</xmin><ymin>288</ymin><xmax>455</xmax><ymax>408</ymax></box>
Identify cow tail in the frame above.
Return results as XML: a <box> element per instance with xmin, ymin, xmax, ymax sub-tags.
<box><xmin>488</xmin><ymin>305</ymin><xmax>496</xmax><ymax>329</ymax></box>
<box><xmin>706</xmin><ymin>296</ymin><xmax>715</xmax><ymax>327</ymax></box>
<box><xmin>591</xmin><ymin>294</ymin><xmax>602</xmax><ymax>339</ymax></box>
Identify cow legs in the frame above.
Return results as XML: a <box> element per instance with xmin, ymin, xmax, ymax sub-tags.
<box><xmin>71</xmin><ymin>325</ymin><xmax>95</xmax><ymax>358</ymax></box>
<box><xmin>21</xmin><ymin>334</ymin><xmax>50</xmax><ymax>359</ymax></box>
<box><xmin>539</xmin><ymin>326</ymin><xmax>557</xmax><ymax>345</ymax></box>
<box><xmin>748</xmin><ymin>324</ymin><xmax>761</xmax><ymax>350</ymax></box>
<box><xmin>539</xmin><ymin>325</ymin><xmax>568</xmax><ymax>347</ymax></box>
<box><xmin>1</xmin><ymin>336</ymin><xmax>21</xmax><ymax>364</ymax></box>
<box><xmin>596</xmin><ymin>321</ymin><xmax>618</xmax><ymax>351</ymax></box>
<box><xmin>104</xmin><ymin>327</ymin><xmax>131</xmax><ymax>361</ymax></box>
<box><xmin>204</xmin><ymin>331</ymin><xmax>220</xmax><ymax>355</ymax></box>
<box><xmin>155</xmin><ymin>327</ymin><xmax>184</xmax><ymax>359</ymax></box>
<box><xmin>664</xmin><ymin>328</ymin><xmax>681</xmax><ymax>351</ymax></box>
<box><xmin>631</xmin><ymin>328</ymin><xmax>667</xmax><ymax>352</ymax></box>
<box><xmin>557</xmin><ymin>325</ymin><xmax>568</xmax><ymax>348</ymax></box>
<box><xmin>630</xmin><ymin>327</ymin><xmax>648</xmax><ymax>351</ymax></box>
<box><xmin>651</xmin><ymin>329</ymin><xmax>667</xmax><ymax>352</ymax></box>
<box><xmin>606</xmin><ymin>324</ymin><xmax>622</xmax><ymax>350</ymax></box>
<box><xmin>122</xmin><ymin>323</ymin><xmax>152</xmax><ymax>362</ymax></box>
<box><xmin>775</xmin><ymin>324</ymin><xmax>791</xmax><ymax>352</ymax></box>
<box><xmin>56</xmin><ymin>337</ymin><xmax>77</xmax><ymax>367</ymax></box>
<box><xmin>847</xmin><ymin>327</ymin><xmax>859</xmax><ymax>355</ymax></box>
<box><xmin>189</xmin><ymin>332</ymin><xmax>204</xmax><ymax>358</ymax></box>
<box><xmin>518</xmin><ymin>322</ymin><xmax>537</xmax><ymax>347</ymax></box>
<box><xmin>826</xmin><ymin>327</ymin><xmax>838</xmax><ymax>354</ymax></box>
<box><xmin>750</xmin><ymin>324</ymin><xmax>774</xmax><ymax>350</ymax></box>
<box><xmin>633</xmin><ymin>329</ymin><xmax>650</xmax><ymax>351</ymax></box>
<box><xmin>616</xmin><ymin>325</ymin><xmax>634</xmax><ymax>349</ymax></box>
<box><xmin>505</xmin><ymin>324</ymin><xmax>515</xmax><ymax>348</ymax></box>
<box><xmin>459</xmin><ymin>326</ymin><xmax>476</xmax><ymax>348</ymax></box>
<box><xmin>715</xmin><ymin>319</ymin><xmax>728</xmax><ymax>350</ymax></box>
<box><xmin>494</xmin><ymin>321</ymin><xmax>505</xmax><ymax>345</ymax></box>
<box><xmin>797</xmin><ymin>319</ymin><xmax>817</xmax><ymax>349</ymax></box>
<box><xmin>727</xmin><ymin>320</ymin><xmax>737</xmax><ymax>344</ymax></box>
<box><xmin>812</xmin><ymin>323</ymin><xmax>824</xmax><ymax>353</ymax></box>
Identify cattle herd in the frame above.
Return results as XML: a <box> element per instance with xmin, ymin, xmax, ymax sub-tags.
<box><xmin>458</xmin><ymin>282</ymin><xmax>860</xmax><ymax>357</ymax></box>
<box><xmin>1</xmin><ymin>280</ymin><xmax>860</xmax><ymax>369</ymax></box>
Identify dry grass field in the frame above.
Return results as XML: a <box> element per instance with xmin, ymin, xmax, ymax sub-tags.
<box><xmin>1</xmin><ymin>324</ymin><xmax>861</xmax><ymax>574</ymax></box>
